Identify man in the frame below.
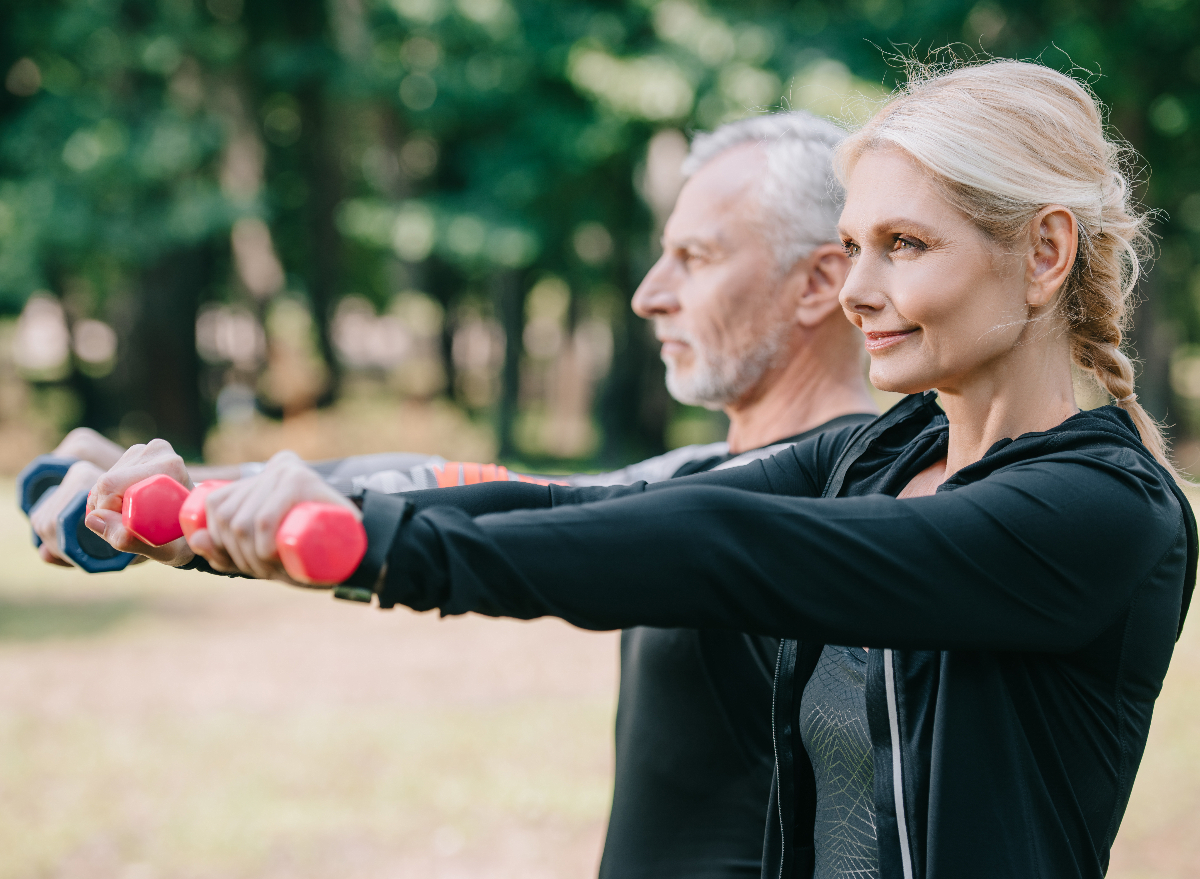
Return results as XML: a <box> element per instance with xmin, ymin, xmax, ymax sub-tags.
<box><xmin>36</xmin><ymin>111</ymin><xmax>877</xmax><ymax>878</ymax></box>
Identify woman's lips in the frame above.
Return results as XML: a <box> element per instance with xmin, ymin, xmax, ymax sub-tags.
<box><xmin>863</xmin><ymin>329</ymin><xmax>918</xmax><ymax>352</ymax></box>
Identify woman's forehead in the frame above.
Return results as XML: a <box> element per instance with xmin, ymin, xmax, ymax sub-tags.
<box><xmin>839</xmin><ymin>149</ymin><xmax>965</xmax><ymax>236</ymax></box>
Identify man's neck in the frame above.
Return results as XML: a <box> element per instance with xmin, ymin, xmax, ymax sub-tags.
<box><xmin>723</xmin><ymin>340</ymin><xmax>879</xmax><ymax>454</ymax></box>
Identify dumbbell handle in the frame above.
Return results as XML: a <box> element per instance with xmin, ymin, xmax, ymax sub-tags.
<box><xmin>123</xmin><ymin>476</ymin><xmax>367</xmax><ymax>585</ymax></box>
<box><xmin>16</xmin><ymin>454</ymin><xmax>135</xmax><ymax>573</ymax></box>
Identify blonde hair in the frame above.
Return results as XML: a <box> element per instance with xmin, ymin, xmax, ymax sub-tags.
<box><xmin>836</xmin><ymin>59</ymin><xmax>1177</xmax><ymax>476</ymax></box>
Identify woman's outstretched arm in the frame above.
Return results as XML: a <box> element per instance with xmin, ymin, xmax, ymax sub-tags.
<box><xmin>380</xmin><ymin>445</ymin><xmax>1189</xmax><ymax>654</ymax></box>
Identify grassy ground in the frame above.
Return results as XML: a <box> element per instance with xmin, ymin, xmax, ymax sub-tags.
<box><xmin>0</xmin><ymin>480</ymin><xmax>1197</xmax><ymax>877</ymax></box>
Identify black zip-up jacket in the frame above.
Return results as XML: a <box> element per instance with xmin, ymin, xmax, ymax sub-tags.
<box><xmin>355</xmin><ymin>393</ymin><xmax>1195</xmax><ymax>879</ymax></box>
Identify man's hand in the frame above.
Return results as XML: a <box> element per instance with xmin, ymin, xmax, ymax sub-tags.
<box><xmin>82</xmin><ymin>439</ymin><xmax>197</xmax><ymax>567</ymax></box>
<box><xmin>188</xmin><ymin>450</ymin><xmax>359</xmax><ymax>587</ymax></box>
<box><xmin>52</xmin><ymin>427</ymin><xmax>125</xmax><ymax>470</ymax></box>
<box><xmin>29</xmin><ymin>460</ymin><xmax>105</xmax><ymax>566</ymax></box>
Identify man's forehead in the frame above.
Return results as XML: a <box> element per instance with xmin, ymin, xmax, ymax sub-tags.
<box><xmin>664</xmin><ymin>143</ymin><xmax>766</xmax><ymax>246</ymax></box>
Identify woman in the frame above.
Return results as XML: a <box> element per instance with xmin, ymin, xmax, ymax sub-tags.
<box><xmin>91</xmin><ymin>60</ymin><xmax>1195</xmax><ymax>878</ymax></box>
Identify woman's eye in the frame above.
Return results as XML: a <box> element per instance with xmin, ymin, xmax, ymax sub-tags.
<box><xmin>893</xmin><ymin>236</ymin><xmax>925</xmax><ymax>252</ymax></box>
<box><xmin>842</xmin><ymin>241</ymin><xmax>860</xmax><ymax>258</ymax></box>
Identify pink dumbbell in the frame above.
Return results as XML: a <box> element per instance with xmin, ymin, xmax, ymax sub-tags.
<box><xmin>122</xmin><ymin>475</ymin><xmax>367</xmax><ymax>584</ymax></box>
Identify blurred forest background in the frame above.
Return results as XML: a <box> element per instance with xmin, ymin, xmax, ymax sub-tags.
<box><xmin>5</xmin><ymin>5</ymin><xmax>1200</xmax><ymax>879</ymax></box>
<box><xmin>2</xmin><ymin>0</ymin><xmax>1200</xmax><ymax>472</ymax></box>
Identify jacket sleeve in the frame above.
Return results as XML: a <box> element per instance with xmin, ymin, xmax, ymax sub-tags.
<box><xmin>380</xmin><ymin>447</ymin><xmax>1186</xmax><ymax>653</ymax></box>
<box><xmin>389</xmin><ymin>424</ymin><xmax>840</xmax><ymax>517</ymax></box>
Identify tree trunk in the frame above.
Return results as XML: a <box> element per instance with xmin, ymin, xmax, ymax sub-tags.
<box><xmin>297</xmin><ymin>83</ymin><xmax>344</xmax><ymax>404</ymax></box>
<box><xmin>116</xmin><ymin>246</ymin><xmax>214</xmax><ymax>459</ymax></box>
<box><xmin>1128</xmin><ymin>261</ymin><xmax>1178</xmax><ymax>440</ymax></box>
<box><xmin>494</xmin><ymin>268</ymin><xmax>526</xmax><ymax>460</ymax></box>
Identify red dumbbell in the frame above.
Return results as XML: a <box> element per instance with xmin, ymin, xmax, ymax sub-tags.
<box><xmin>122</xmin><ymin>475</ymin><xmax>367</xmax><ymax>584</ymax></box>
<box><xmin>121</xmin><ymin>474</ymin><xmax>192</xmax><ymax>546</ymax></box>
<box><xmin>177</xmin><ymin>479</ymin><xmax>230</xmax><ymax>540</ymax></box>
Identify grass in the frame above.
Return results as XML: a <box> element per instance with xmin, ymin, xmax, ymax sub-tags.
<box><xmin>0</xmin><ymin>479</ymin><xmax>1197</xmax><ymax>877</ymax></box>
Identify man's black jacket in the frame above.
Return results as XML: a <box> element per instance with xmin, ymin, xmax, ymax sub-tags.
<box><xmin>358</xmin><ymin>393</ymin><xmax>1196</xmax><ymax>879</ymax></box>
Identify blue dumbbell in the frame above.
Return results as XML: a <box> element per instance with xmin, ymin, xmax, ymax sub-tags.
<box><xmin>16</xmin><ymin>454</ymin><xmax>135</xmax><ymax>573</ymax></box>
<box><xmin>17</xmin><ymin>455</ymin><xmax>78</xmax><ymax>522</ymax></box>
<box><xmin>56</xmin><ymin>489</ymin><xmax>136</xmax><ymax>572</ymax></box>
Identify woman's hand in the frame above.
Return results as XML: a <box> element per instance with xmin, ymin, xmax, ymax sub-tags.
<box><xmin>83</xmin><ymin>439</ymin><xmax>197</xmax><ymax>567</ymax></box>
<box><xmin>188</xmin><ymin>450</ymin><xmax>359</xmax><ymax>587</ymax></box>
<box><xmin>29</xmin><ymin>460</ymin><xmax>105</xmax><ymax>567</ymax></box>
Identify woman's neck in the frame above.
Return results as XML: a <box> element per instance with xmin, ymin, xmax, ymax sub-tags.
<box><xmin>936</xmin><ymin>343</ymin><xmax>1079</xmax><ymax>476</ymax></box>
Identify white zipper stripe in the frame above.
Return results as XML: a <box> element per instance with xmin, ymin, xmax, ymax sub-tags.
<box><xmin>884</xmin><ymin>649</ymin><xmax>915</xmax><ymax>879</ymax></box>
<box><xmin>771</xmin><ymin>644</ymin><xmax>785</xmax><ymax>879</ymax></box>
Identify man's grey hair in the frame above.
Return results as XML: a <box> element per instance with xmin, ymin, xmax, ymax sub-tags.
<box><xmin>682</xmin><ymin>111</ymin><xmax>846</xmax><ymax>273</ymax></box>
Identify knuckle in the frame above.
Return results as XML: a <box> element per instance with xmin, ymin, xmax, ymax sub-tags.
<box><xmin>207</xmin><ymin>510</ymin><xmax>228</xmax><ymax>533</ymax></box>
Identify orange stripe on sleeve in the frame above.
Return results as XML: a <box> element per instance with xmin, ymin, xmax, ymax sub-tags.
<box><xmin>433</xmin><ymin>464</ymin><xmax>460</xmax><ymax>488</ymax></box>
<box><xmin>435</xmin><ymin>462</ymin><xmax>567</xmax><ymax>487</ymax></box>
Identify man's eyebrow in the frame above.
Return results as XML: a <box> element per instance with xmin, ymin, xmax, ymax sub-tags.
<box><xmin>662</xmin><ymin>235</ymin><xmax>723</xmax><ymax>253</ymax></box>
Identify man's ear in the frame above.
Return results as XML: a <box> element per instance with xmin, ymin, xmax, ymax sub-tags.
<box><xmin>790</xmin><ymin>243</ymin><xmax>851</xmax><ymax>328</ymax></box>
<box><xmin>1026</xmin><ymin>206</ymin><xmax>1077</xmax><ymax>309</ymax></box>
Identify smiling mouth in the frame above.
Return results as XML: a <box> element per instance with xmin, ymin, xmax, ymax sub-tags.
<box><xmin>863</xmin><ymin>329</ymin><xmax>918</xmax><ymax>352</ymax></box>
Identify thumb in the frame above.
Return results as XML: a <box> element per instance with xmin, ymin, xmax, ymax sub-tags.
<box><xmin>85</xmin><ymin>508</ymin><xmax>122</xmax><ymax>541</ymax></box>
<box><xmin>187</xmin><ymin>527</ymin><xmax>215</xmax><ymax>557</ymax></box>
<box><xmin>85</xmin><ymin>509</ymin><xmax>149</xmax><ymax>556</ymax></box>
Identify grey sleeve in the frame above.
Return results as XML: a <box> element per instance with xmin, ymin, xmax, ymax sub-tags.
<box><xmin>565</xmin><ymin>442</ymin><xmax>730</xmax><ymax>487</ymax></box>
<box><xmin>301</xmin><ymin>452</ymin><xmax>449</xmax><ymax>495</ymax></box>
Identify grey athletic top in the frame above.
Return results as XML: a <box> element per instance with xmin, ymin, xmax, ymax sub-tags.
<box><xmin>797</xmin><ymin>644</ymin><xmax>878</xmax><ymax>879</ymax></box>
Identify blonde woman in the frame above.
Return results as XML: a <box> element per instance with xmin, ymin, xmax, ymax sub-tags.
<box><xmin>106</xmin><ymin>60</ymin><xmax>1195</xmax><ymax>878</ymax></box>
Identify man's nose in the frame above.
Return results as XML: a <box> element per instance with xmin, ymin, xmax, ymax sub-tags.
<box><xmin>631</xmin><ymin>256</ymin><xmax>681</xmax><ymax>318</ymax></box>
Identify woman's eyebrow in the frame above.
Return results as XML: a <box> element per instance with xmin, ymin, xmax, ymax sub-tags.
<box><xmin>867</xmin><ymin>217</ymin><xmax>941</xmax><ymax>238</ymax></box>
<box><xmin>838</xmin><ymin>217</ymin><xmax>941</xmax><ymax>242</ymax></box>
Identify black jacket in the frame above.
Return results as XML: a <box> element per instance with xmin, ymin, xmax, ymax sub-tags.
<box><xmin>359</xmin><ymin>393</ymin><xmax>1196</xmax><ymax>879</ymax></box>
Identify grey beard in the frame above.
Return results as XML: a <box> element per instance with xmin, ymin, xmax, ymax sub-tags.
<box><xmin>664</xmin><ymin>325</ymin><xmax>788</xmax><ymax>409</ymax></box>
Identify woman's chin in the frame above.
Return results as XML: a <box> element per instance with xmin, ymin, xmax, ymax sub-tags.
<box><xmin>867</xmin><ymin>367</ymin><xmax>929</xmax><ymax>397</ymax></box>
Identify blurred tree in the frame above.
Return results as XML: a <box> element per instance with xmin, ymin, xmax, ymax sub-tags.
<box><xmin>2</xmin><ymin>0</ymin><xmax>1198</xmax><ymax>467</ymax></box>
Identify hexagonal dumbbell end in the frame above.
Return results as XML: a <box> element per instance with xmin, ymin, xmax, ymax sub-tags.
<box><xmin>18</xmin><ymin>454</ymin><xmax>78</xmax><ymax>547</ymax></box>
<box><xmin>178</xmin><ymin>480</ymin><xmax>232</xmax><ymax>540</ymax></box>
<box><xmin>121</xmin><ymin>475</ymin><xmax>193</xmax><ymax>547</ymax></box>
<box><xmin>56</xmin><ymin>489</ymin><xmax>136</xmax><ymax>573</ymax></box>
<box><xmin>276</xmin><ymin>502</ymin><xmax>367</xmax><ymax>585</ymax></box>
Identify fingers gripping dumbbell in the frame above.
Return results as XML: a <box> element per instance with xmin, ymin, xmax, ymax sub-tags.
<box><xmin>17</xmin><ymin>455</ymin><xmax>135</xmax><ymax>573</ymax></box>
<box><xmin>124</xmin><ymin>475</ymin><xmax>368</xmax><ymax>584</ymax></box>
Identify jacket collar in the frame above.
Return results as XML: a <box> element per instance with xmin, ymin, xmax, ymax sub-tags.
<box><xmin>838</xmin><ymin>395</ymin><xmax>1197</xmax><ymax>641</ymax></box>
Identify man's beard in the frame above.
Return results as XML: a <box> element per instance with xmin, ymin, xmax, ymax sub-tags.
<box><xmin>661</xmin><ymin>322</ymin><xmax>789</xmax><ymax>410</ymax></box>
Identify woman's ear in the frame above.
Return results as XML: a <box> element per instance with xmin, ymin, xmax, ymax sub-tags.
<box><xmin>792</xmin><ymin>243</ymin><xmax>851</xmax><ymax>328</ymax></box>
<box><xmin>1026</xmin><ymin>206</ymin><xmax>1078</xmax><ymax>308</ymax></box>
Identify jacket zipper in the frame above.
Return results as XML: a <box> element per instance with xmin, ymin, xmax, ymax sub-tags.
<box><xmin>884</xmin><ymin>648</ymin><xmax>915</xmax><ymax>879</ymax></box>
<box><xmin>771</xmin><ymin>643</ymin><xmax>786</xmax><ymax>879</ymax></box>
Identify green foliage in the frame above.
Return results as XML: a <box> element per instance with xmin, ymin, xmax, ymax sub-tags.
<box><xmin>2</xmin><ymin>0</ymin><xmax>1199</xmax><ymax>456</ymax></box>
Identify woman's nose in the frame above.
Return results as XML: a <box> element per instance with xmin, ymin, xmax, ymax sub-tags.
<box><xmin>838</xmin><ymin>260</ymin><xmax>887</xmax><ymax>316</ymax></box>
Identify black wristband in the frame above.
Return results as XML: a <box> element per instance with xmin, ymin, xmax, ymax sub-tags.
<box><xmin>177</xmin><ymin>555</ymin><xmax>249</xmax><ymax>578</ymax></box>
<box><xmin>335</xmin><ymin>491</ymin><xmax>412</xmax><ymax>607</ymax></box>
